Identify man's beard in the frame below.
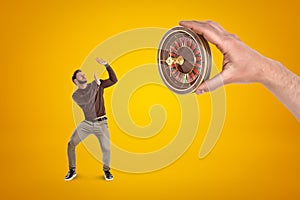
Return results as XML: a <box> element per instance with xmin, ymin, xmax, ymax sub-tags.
<box><xmin>77</xmin><ymin>80</ymin><xmax>87</xmax><ymax>84</ymax></box>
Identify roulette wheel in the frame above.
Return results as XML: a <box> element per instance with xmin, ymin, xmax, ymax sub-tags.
<box><xmin>157</xmin><ymin>26</ymin><xmax>212</xmax><ymax>94</ymax></box>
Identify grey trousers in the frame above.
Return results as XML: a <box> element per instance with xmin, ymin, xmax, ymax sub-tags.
<box><xmin>67</xmin><ymin>120</ymin><xmax>111</xmax><ymax>171</ymax></box>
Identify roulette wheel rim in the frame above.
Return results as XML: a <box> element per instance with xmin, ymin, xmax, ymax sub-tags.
<box><xmin>157</xmin><ymin>26</ymin><xmax>212</xmax><ymax>94</ymax></box>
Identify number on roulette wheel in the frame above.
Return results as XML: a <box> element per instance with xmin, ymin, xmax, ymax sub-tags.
<box><xmin>157</xmin><ymin>26</ymin><xmax>212</xmax><ymax>94</ymax></box>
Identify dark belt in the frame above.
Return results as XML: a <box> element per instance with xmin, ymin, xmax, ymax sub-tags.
<box><xmin>89</xmin><ymin>116</ymin><xmax>107</xmax><ymax>122</ymax></box>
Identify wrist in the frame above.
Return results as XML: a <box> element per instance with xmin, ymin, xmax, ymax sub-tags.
<box><xmin>259</xmin><ymin>58</ymin><xmax>284</xmax><ymax>88</ymax></box>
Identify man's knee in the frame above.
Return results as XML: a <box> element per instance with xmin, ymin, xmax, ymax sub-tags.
<box><xmin>68</xmin><ymin>140</ymin><xmax>76</xmax><ymax>149</ymax></box>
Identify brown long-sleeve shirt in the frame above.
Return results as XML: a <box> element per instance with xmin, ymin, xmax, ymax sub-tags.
<box><xmin>72</xmin><ymin>65</ymin><xmax>118</xmax><ymax>121</ymax></box>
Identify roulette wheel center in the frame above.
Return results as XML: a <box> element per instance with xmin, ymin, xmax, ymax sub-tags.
<box><xmin>176</xmin><ymin>46</ymin><xmax>195</xmax><ymax>73</ymax></box>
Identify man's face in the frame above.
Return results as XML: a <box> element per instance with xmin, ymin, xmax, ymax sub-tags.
<box><xmin>76</xmin><ymin>71</ymin><xmax>87</xmax><ymax>84</ymax></box>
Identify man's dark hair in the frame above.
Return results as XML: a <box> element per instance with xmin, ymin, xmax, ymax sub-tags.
<box><xmin>72</xmin><ymin>69</ymin><xmax>81</xmax><ymax>84</ymax></box>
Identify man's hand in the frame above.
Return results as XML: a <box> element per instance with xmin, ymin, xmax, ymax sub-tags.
<box><xmin>179</xmin><ymin>20</ymin><xmax>300</xmax><ymax>121</ymax></box>
<box><xmin>179</xmin><ymin>20</ymin><xmax>271</xmax><ymax>94</ymax></box>
<box><xmin>96</xmin><ymin>57</ymin><xmax>108</xmax><ymax>66</ymax></box>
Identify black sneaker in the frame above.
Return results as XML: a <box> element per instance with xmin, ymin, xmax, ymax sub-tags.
<box><xmin>104</xmin><ymin>170</ymin><xmax>113</xmax><ymax>181</ymax></box>
<box><xmin>65</xmin><ymin>169</ymin><xmax>77</xmax><ymax>181</ymax></box>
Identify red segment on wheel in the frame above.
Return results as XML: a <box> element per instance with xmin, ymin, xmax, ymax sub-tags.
<box><xmin>172</xmin><ymin>68</ymin><xmax>178</xmax><ymax>75</ymax></box>
<box><xmin>174</xmin><ymin>41</ymin><xmax>179</xmax><ymax>49</ymax></box>
<box><xmin>194</xmin><ymin>50</ymin><xmax>200</xmax><ymax>55</ymax></box>
<box><xmin>169</xmin><ymin>52</ymin><xmax>176</xmax><ymax>57</ymax></box>
<box><xmin>190</xmin><ymin>72</ymin><xmax>195</xmax><ymax>80</ymax></box>
<box><xmin>179</xmin><ymin>38</ymin><xmax>183</xmax><ymax>46</ymax></box>
<box><xmin>196</xmin><ymin>56</ymin><xmax>202</xmax><ymax>61</ymax></box>
<box><xmin>195</xmin><ymin>62</ymin><xmax>201</xmax><ymax>68</ymax></box>
<box><xmin>188</xmin><ymin>39</ymin><xmax>192</xmax><ymax>47</ymax></box>
<box><xmin>184</xmin><ymin>37</ymin><xmax>187</xmax><ymax>46</ymax></box>
<box><xmin>192</xmin><ymin>43</ymin><xmax>197</xmax><ymax>51</ymax></box>
<box><xmin>193</xmin><ymin>67</ymin><xmax>200</xmax><ymax>75</ymax></box>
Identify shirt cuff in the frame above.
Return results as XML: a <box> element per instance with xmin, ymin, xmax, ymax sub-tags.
<box><xmin>96</xmin><ymin>79</ymin><xmax>101</xmax><ymax>85</ymax></box>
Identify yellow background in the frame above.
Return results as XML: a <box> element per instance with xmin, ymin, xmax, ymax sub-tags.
<box><xmin>1</xmin><ymin>0</ymin><xmax>300</xmax><ymax>199</ymax></box>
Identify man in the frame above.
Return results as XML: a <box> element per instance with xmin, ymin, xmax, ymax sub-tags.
<box><xmin>65</xmin><ymin>57</ymin><xmax>118</xmax><ymax>181</ymax></box>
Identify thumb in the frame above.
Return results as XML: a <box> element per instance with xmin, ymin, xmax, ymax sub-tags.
<box><xmin>195</xmin><ymin>73</ymin><xmax>225</xmax><ymax>94</ymax></box>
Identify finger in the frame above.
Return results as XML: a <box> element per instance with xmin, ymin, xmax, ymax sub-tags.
<box><xmin>204</xmin><ymin>20</ymin><xmax>226</xmax><ymax>33</ymax></box>
<box><xmin>195</xmin><ymin>73</ymin><xmax>225</xmax><ymax>94</ymax></box>
<box><xmin>179</xmin><ymin>20</ymin><xmax>222</xmax><ymax>44</ymax></box>
<box><xmin>179</xmin><ymin>20</ymin><xmax>226</xmax><ymax>53</ymax></box>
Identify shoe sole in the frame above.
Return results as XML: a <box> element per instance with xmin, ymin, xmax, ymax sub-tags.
<box><xmin>104</xmin><ymin>176</ymin><xmax>113</xmax><ymax>181</ymax></box>
<box><xmin>65</xmin><ymin>173</ymin><xmax>77</xmax><ymax>181</ymax></box>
